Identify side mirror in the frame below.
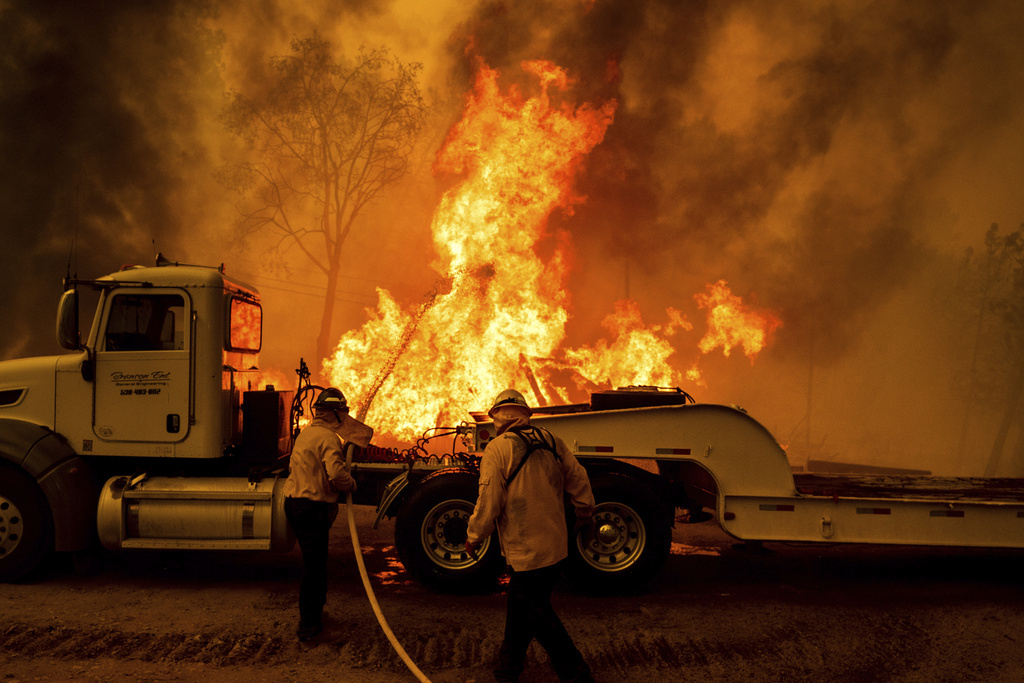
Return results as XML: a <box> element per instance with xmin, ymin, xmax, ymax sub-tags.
<box><xmin>56</xmin><ymin>289</ymin><xmax>81</xmax><ymax>350</ymax></box>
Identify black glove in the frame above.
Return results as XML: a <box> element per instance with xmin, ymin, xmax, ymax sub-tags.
<box><xmin>574</xmin><ymin>515</ymin><xmax>594</xmax><ymax>540</ymax></box>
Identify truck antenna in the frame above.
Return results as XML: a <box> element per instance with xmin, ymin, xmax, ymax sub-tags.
<box><xmin>65</xmin><ymin>185</ymin><xmax>80</xmax><ymax>288</ymax></box>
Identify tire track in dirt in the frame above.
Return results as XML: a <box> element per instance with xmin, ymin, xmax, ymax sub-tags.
<box><xmin>0</xmin><ymin>612</ymin><xmax>946</xmax><ymax>679</ymax></box>
<box><xmin>1</xmin><ymin>620</ymin><xmax>704</xmax><ymax>673</ymax></box>
<box><xmin>578</xmin><ymin>616</ymin><xmax>938</xmax><ymax>681</ymax></box>
<box><xmin>1</xmin><ymin>624</ymin><xmax>292</xmax><ymax>667</ymax></box>
<box><xmin>1</xmin><ymin>622</ymin><xmax>503</xmax><ymax>671</ymax></box>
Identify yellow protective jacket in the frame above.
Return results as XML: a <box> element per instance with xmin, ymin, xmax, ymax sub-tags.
<box><xmin>466</xmin><ymin>417</ymin><xmax>595</xmax><ymax>571</ymax></box>
<box><xmin>283</xmin><ymin>415</ymin><xmax>357</xmax><ymax>503</ymax></box>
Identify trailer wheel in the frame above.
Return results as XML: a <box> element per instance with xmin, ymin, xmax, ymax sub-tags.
<box><xmin>566</xmin><ymin>473</ymin><xmax>671</xmax><ymax>593</ymax></box>
<box><xmin>394</xmin><ymin>472</ymin><xmax>504</xmax><ymax>593</ymax></box>
<box><xmin>0</xmin><ymin>465</ymin><xmax>54</xmax><ymax>582</ymax></box>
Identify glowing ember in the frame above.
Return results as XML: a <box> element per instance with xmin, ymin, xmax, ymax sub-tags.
<box><xmin>669</xmin><ymin>542</ymin><xmax>722</xmax><ymax>557</ymax></box>
<box><xmin>695</xmin><ymin>280</ymin><xmax>781</xmax><ymax>360</ymax></box>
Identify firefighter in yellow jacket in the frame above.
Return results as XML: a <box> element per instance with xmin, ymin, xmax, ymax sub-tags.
<box><xmin>466</xmin><ymin>389</ymin><xmax>596</xmax><ymax>683</ymax></box>
<box><xmin>283</xmin><ymin>387</ymin><xmax>357</xmax><ymax>641</ymax></box>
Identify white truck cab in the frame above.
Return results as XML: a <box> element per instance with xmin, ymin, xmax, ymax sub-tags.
<box><xmin>52</xmin><ymin>262</ymin><xmax>263</xmax><ymax>459</ymax></box>
<box><xmin>0</xmin><ymin>257</ymin><xmax>292</xmax><ymax>581</ymax></box>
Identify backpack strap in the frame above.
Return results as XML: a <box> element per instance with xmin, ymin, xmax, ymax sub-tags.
<box><xmin>504</xmin><ymin>425</ymin><xmax>558</xmax><ymax>487</ymax></box>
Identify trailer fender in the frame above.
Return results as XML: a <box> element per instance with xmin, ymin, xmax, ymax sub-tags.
<box><xmin>374</xmin><ymin>470</ymin><xmax>410</xmax><ymax>529</ymax></box>
<box><xmin>0</xmin><ymin>418</ymin><xmax>100</xmax><ymax>553</ymax></box>
<box><xmin>372</xmin><ymin>468</ymin><xmax>434</xmax><ymax>529</ymax></box>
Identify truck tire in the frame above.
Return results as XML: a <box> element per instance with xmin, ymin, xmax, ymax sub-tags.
<box><xmin>566</xmin><ymin>473</ymin><xmax>671</xmax><ymax>593</ymax></box>
<box><xmin>394</xmin><ymin>471</ymin><xmax>504</xmax><ymax>593</ymax></box>
<box><xmin>0</xmin><ymin>464</ymin><xmax>55</xmax><ymax>582</ymax></box>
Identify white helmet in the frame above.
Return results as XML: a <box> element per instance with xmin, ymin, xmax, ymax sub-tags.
<box><xmin>313</xmin><ymin>387</ymin><xmax>348</xmax><ymax>412</ymax></box>
<box><xmin>488</xmin><ymin>389</ymin><xmax>532</xmax><ymax>418</ymax></box>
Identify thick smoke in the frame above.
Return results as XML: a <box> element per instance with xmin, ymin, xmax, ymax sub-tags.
<box><xmin>0</xmin><ymin>1</ymin><xmax>231</xmax><ymax>358</ymax></box>
<box><xmin>3</xmin><ymin>0</ymin><xmax>1024</xmax><ymax>473</ymax></box>
<box><xmin>0</xmin><ymin>0</ymin><xmax>409</xmax><ymax>363</ymax></box>
<box><xmin>441</xmin><ymin>0</ymin><xmax>1024</xmax><ymax>473</ymax></box>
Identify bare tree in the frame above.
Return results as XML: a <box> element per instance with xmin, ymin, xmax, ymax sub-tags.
<box><xmin>222</xmin><ymin>35</ymin><xmax>426</xmax><ymax>368</ymax></box>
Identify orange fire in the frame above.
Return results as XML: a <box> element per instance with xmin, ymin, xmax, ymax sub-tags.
<box><xmin>695</xmin><ymin>280</ymin><xmax>781</xmax><ymax>361</ymax></box>
<box><xmin>562</xmin><ymin>301</ymin><xmax>691</xmax><ymax>390</ymax></box>
<box><xmin>324</xmin><ymin>59</ymin><xmax>616</xmax><ymax>440</ymax></box>
<box><xmin>323</xmin><ymin>59</ymin><xmax>780</xmax><ymax>442</ymax></box>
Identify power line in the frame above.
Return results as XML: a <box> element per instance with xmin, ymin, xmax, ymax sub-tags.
<box><xmin>252</xmin><ymin>281</ymin><xmax>378</xmax><ymax>307</ymax></box>
<box><xmin>230</xmin><ymin>269</ymin><xmax>379</xmax><ymax>299</ymax></box>
<box><xmin>232</xmin><ymin>268</ymin><xmax>413</xmax><ymax>293</ymax></box>
<box><xmin>230</xmin><ymin>269</ymin><xmax>428</xmax><ymax>308</ymax></box>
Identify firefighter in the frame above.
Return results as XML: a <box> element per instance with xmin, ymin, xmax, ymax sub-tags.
<box><xmin>466</xmin><ymin>389</ymin><xmax>597</xmax><ymax>683</ymax></box>
<box><xmin>283</xmin><ymin>386</ymin><xmax>357</xmax><ymax>641</ymax></box>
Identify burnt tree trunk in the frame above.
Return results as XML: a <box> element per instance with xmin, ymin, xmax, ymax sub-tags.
<box><xmin>316</xmin><ymin>266</ymin><xmax>340</xmax><ymax>378</ymax></box>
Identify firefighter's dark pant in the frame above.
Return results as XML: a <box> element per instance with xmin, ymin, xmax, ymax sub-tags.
<box><xmin>495</xmin><ymin>561</ymin><xmax>592</xmax><ymax>683</ymax></box>
<box><xmin>284</xmin><ymin>497</ymin><xmax>339</xmax><ymax>628</ymax></box>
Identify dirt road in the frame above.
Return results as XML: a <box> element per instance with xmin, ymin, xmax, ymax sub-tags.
<box><xmin>4</xmin><ymin>507</ymin><xmax>1024</xmax><ymax>682</ymax></box>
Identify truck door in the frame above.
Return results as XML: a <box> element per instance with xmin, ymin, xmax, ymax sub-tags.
<box><xmin>93</xmin><ymin>290</ymin><xmax>192</xmax><ymax>443</ymax></box>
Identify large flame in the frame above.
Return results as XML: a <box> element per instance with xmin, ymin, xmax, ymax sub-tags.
<box><xmin>323</xmin><ymin>59</ymin><xmax>780</xmax><ymax>442</ymax></box>
<box><xmin>325</xmin><ymin>59</ymin><xmax>615</xmax><ymax>439</ymax></box>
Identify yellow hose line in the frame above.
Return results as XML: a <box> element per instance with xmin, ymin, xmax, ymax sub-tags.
<box><xmin>346</xmin><ymin>491</ymin><xmax>432</xmax><ymax>683</ymax></box>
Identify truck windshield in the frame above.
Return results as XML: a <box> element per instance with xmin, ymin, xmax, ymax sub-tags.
<box><xmin>228</xmin><ymin>297</ymin><xmax>261</xmax><ymax>352</ymax></box>
<box><xmin>104</xmin><ymin>293</ymin><xmax>186</xmax><ymax>351</ymax></box>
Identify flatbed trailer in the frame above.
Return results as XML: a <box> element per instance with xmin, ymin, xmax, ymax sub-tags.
<box><xmin>522</xmin><ymin>402</ymin><xmax>1024</xmax><ymax>549</ymax></box>
<box><xmin>368</xmin><ymin>394</ymin><xmax>1024</xmax><ymax>592</ymax></box>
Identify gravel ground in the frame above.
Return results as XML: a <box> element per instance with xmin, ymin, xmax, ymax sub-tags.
<box><xmin>3</xmin><ymin>506</ymin><xmax>1024</xmax><ymax>682</ymax></box>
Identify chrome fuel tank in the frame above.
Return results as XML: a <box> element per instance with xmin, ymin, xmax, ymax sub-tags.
<box><xmin>97</xmin><ymin>475</ymin><xmax>294</xmax><ymax>551</ymax></box>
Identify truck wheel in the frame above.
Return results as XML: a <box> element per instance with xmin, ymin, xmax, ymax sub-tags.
<box><xmin>0</xmin><ymin>465</ymin><xmax>54</xmax><ymax>582</ymax></box>
<box><xmin>394</xmin><ymin>471</ymin><xmax>504</xmax><ymax>593</ymax></box>
<box><xmin>566</xmin><ymin>473</ymin><xmax>671</xmax><ymax>593</ymax></box>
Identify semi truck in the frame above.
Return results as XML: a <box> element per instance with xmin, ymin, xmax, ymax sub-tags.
<box><xmin>2</xmin><ymin>257</ymin><xmax>1024</xmax><ymax>593</ymax></box>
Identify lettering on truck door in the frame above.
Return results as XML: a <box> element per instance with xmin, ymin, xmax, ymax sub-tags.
<box><xmin>94</xmin><ymin>291</ymin><xmax>192</xmax><ymax>443</ymax></box>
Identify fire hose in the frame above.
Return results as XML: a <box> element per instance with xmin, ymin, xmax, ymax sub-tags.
<box><xmin>291</xmin><ymin>358</ymin><xmax>439</xmax><ymax>681</ymax></box>
<box><xmin>345</xmin><ymin>442</ymin><xmax>433</xmax><ymax>683</ymax></box>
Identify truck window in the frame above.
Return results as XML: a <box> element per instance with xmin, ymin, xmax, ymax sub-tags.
<box><xmin>228</xmin><ymin>297</ymin><xmax>261</xmax><ymax>352</ymax></box>
<box><xmin>104</xmin><ymin>293</ymin><xmax>186</xmax><ymax>352</ymax></box>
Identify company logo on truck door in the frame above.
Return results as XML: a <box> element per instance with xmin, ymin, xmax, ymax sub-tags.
<box><xmin>111</xmin><ymin>371</ymin><xmax>171</xmax><ymax>382</ymax></box>
<box><xmin>110</xmin><ymin>370</ymin><xmax>171</xmax><ymax>397</ymax></box>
